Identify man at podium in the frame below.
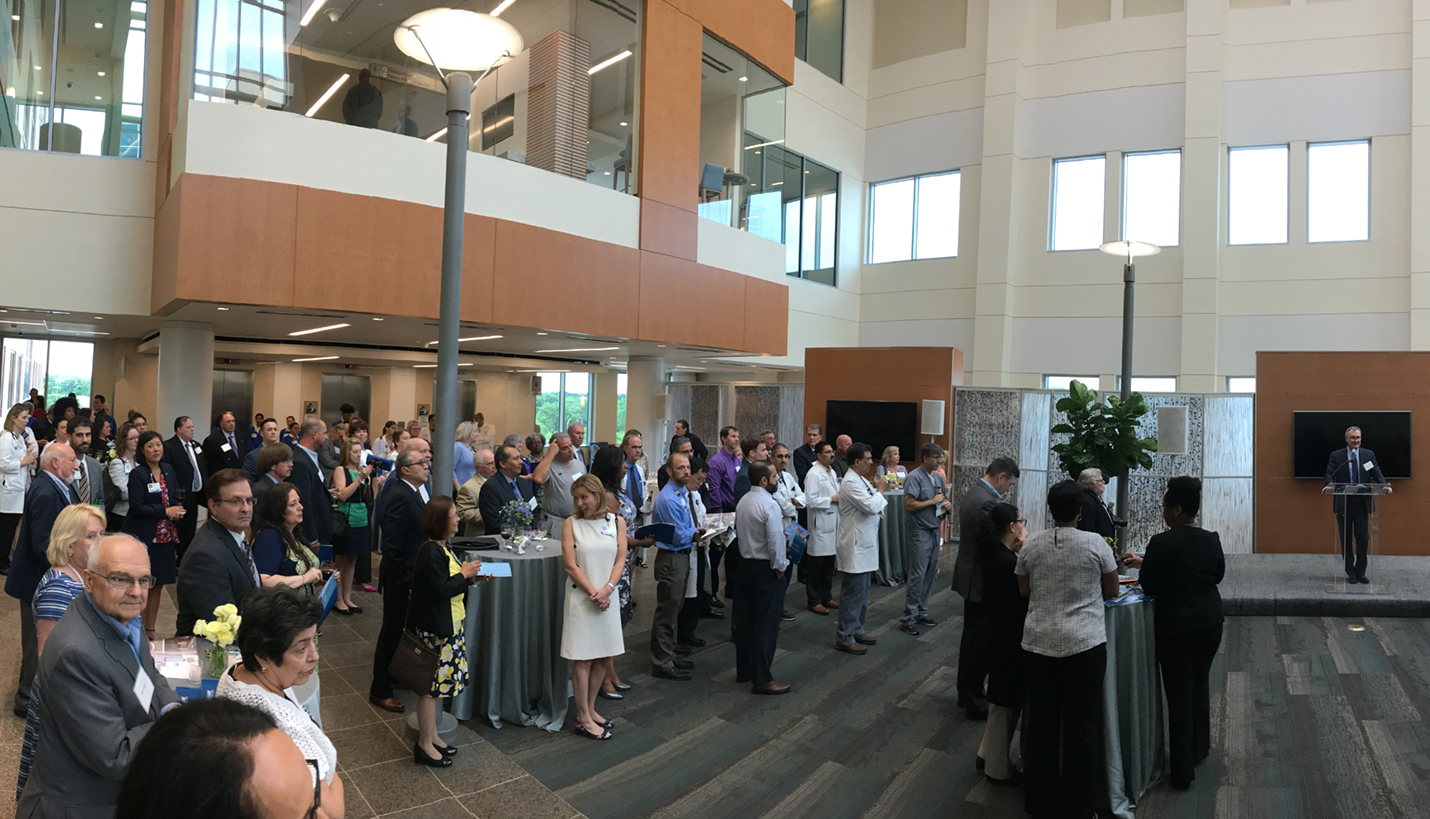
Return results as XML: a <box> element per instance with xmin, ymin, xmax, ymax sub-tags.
<box><xmin>1322</xmin><ymin>426</ymin><xmax>1391</xmax><ymax>584</ymax></box>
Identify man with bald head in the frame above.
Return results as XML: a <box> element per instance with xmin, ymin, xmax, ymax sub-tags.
<box><xmin>456</xmin><ymin>448</ymin><xmax>497</xmax><ymax>536</ymax></box>
<box><xmin>6</xmin><ymin>442</ymin><xmax>78</xmax><ymax>715</ymax></box>
<box><xmin>832</xmin><ymin>435</ymin><xmax>852</xmax><ymax>478</ymax></box>
<box><xmin>19</xmin><ymin>534</ymin><xmax>181</xmax><ymax>816</ymax></box>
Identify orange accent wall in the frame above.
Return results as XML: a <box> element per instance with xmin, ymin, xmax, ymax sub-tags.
<box><xmin>803</xmin><ymin>348</ymin><xmax>964</xmax><ymax>458</ymax></box>
<box><xmin>152</xmin><ymin>173</ymin><xmax>784</xmax><ymax>355</ymax></box>
<box><xmin>1256</xmin><ymin>351</ymin><xmax>1430</xmax><ymax>555</ymax></box>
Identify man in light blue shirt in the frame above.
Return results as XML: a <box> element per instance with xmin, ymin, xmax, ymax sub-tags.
<box><xmin>649</xmin><ymin>453</ymin><xmax>705</xmax><ymax>681</ymax></box>
<box><xmin>732</xmin><ymin>462</ymin><xmax>790</xmax><ymax>695</ymax></box>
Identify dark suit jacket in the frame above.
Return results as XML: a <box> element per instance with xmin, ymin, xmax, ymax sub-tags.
<box><xmin>1137</xmin><ymin>526</ymin><xmax>1225</xmax><ymax>635</ymax></box>
<box><xmin>121</xmin><ymin>462</ymin><xmax>179</xmax><ymax>545</ymax></box>
<box><xmin>249</xmin><ymin>474</ymin><xmax>281</xmax><ymax>506</ymax></box>
<box><xmin>792</xmin><ymin>444</ymin><xmax>816</xmax><ymax>485</ymax></box>
<box><xmin>1077</xmin><ymin>489</ymin><xmax>1117</xmax><ymax>540</ymax></box>
<box><xmin>478</xmin><ymin>473</ymin><xmax>535</xmax><ymax>537</ymax></box>
<box><xmin>1324</xmin><ymin>447</ymin><xmax>1387</xmax><ymax>515</ymax></box>
<box><xmin>201</xmin><ymin>429</ymin><xmax>246</xmax><ymax>472</ymax></box>
<box><xmin>17</xmin><ymin>594</ymin><xmax>180</xmax><ymax>818</ymax></box>
<box><xmin>174</xmin><ymin>518</ymin><xmax>260</xmax><ymax>637</ymax></box>
<box><xmin>380</xmin><ymin>479</ymin><xmax>427</xmax><ymax>578</ymax></box>
<box><xmin>288</xmin><ymin>446</ymin><xmax>334</xmax><ymax>545</ymax></box>
<box><xmin>733</xmin><ymin>461</ymin><xmax>752</xmax><ymax>505</ymax></box>
<box><xmin>5</xmin><ymin>472</ymin><xmax>70</xmax><ymax>602</ymax></box>
<box><xmin>160</xmin><ymin>436</ymin><xmax>206</xmax><ymax>502</ymax></box>
<box><xmin>954</xmin><ymin>480</ymin><xmax>1000</xmax><ymax>602</ymax></box>
<box><xmin>242</xmin><ymin>447</ymin><xmax>262</xmax><ymax>481</ymax></box>
<box><xmin>408</xmin><ymin>539</ymin><xmax>471</xmax><ymax>635</ymax></box>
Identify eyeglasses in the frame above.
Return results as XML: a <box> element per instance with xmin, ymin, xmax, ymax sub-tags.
<box><xmin>89</xmin><ymin>571</ymin><xmax>156</xmax><ymax>590</ymax></box>
<box><xmin>304</xmin><ymin>759</ymin><xmax>322</xmax><ymax>819</ymax></box>
<box><xmin>1015</xmin><ymin>518</ymin><xmax>1027</xmax><ymax>526</ymax></box>
<box><xmin>218</xmin><ymin>496</ymin><xmax>256</xmax><ymax>508</ymax></box>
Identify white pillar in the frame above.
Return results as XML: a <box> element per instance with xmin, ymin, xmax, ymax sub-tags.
<box><xmin>156</xmin><ymin>322</ymin><xmax>215</xmax><ymax>437</ymax></box>
<box><xmin>625</xmin><ymin>356</ymin><xmax>666</xmax><ymax>462</ymax></box>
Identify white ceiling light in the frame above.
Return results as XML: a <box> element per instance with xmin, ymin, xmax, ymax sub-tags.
<box><xmin>94</xmin><ymin>21</ymin><xmax>103</xmax><ymax>28</ymax></box>
<box><xmin>288</xmin><ymin>322</ymin><xmax>350</xmax><ymax>336</ymax></box>
<box><xmin>305</xmin><ymin>74</ymin><xmax>350</xmax><ymax>117</ymax></box>
<box><xmin>4</xmin><ymin>320</ymin><xmax>47</xmax><ymax>327</ymax></box>
<box><xmin>395</xmin><ymin>9</ymin><xmax>523</xmax><ymax>72</ymax></box>
<box><xmin>535</xmin><ymin>346</ymin><xmax>619</xmax><ymax>354</ymax></box>
<box><xmin>372</xmin><ymin>317</ymin><xmax>384</xmax><ymax>321</ymax></box>
<box><xmin>490</xmin><ymin>0</ymin><xmax>517</xmax><ymax>15</ymax></box>
<box><xmin>299</xmin><ymin>0</ymin><xmax>329</xmax><ymax>26</ymax></box>
<box><xmin>588</xmin><ymin>50</ymin><xmax>631</xmax><ymax>75</ymax></box>
<box><xmin>426</xmin><ymin>335</ymin><xmax>503</xmax><ymax>345</ymax></box>
<box><xmin>414</xmin><ymin>364</ymin><xmax>438</xmax><ymax>368</ymax></box>
<box><xmin>425</xmin><ymin>127</ymin><xmax>448</xmax><ymax>142</ymax></box>
<box><xmin>292</xmin><ymin>356</ymin><xmax>339</xmax><ymax>362</ymax></box>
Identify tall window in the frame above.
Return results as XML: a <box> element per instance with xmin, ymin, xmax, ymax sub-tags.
<box><xmin>868</xmin><ymin>171</ymin><xmax>961</xmax><ymax>263</ymax></box>
<box><xmin>534</xmin><ymin>373</ymin><xmax>592</xmax><ymax>438</ymax></box>
<box><xmin>1044</xmin><ymin>375</ymin><xmax>1100</xmax><ymax>391</ymax></box>
<box><xmin>1308</xmin><ymin>141</ymin><xmax>1370</xmax><ymax>243</ymax></box>
<box><xmin>1</xmin><ymin>339</ymin><xmax>95</xmax><ymax>409</ymax></box>
<box><xmin>1118</xmin><ymin>376</ymin><xmax>1178</xmax><ymax>393</ymax></box>
<box><xmin>1228</xmin><ymin>145</ymin><xmax>1288</xmax><ymax>245</ymax></box>
<box><xmin>1050</xmin><ymin>156</ymin><xmax>1106</xmax><ymax>251</ymax></box>
<box><xmin>1122</xmin><ymin>150</ymin><xmax>1180</xmax><ymax>247</ymax></box>
<box><xmin>615</xmin><ymin>373</ymin><xmax>628</xmax><ymax>442</ymax></box>
<box><xmin>781</xmin><ymin>150</ymin><xmax>839</xmax><ymax>286</ymax></box>
<box><xmin>1227</xmin><ymin>377</ymin><xmax>1256</xmax><ymax>393</ymax></box>
<box><xmin>794</xmin><ymin>0</ymin><xmax>844</xmax><ymax>83</ymax></box>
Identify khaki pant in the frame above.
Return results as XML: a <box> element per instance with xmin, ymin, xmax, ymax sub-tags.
<box><xmin>648</xmin><ymin>548</ymin><xmax>690</xmax><ymax>669</ymax></box>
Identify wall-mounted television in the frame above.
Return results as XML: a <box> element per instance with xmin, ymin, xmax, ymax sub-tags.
<box><xmin>825</xmin><ymin>400</ymin><xmax>918</xmax><ymax>461</ymax></box>
<box><xmin>1293</xmin><ymin>411</ymin><xmax>1412</xmax><ymax>479</ymax></box>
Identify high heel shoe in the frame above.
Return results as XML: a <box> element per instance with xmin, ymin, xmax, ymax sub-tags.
<box><xmin>574</xmin><ymin>723</ymin><xmax>612</xmax><ymax>740</ymax></box>
<box><xmin>413</xmin><ymin>743</ymin><xmax>453</xmax><ymax>768</ymax></box>
<box><xmin>435</xmin><ymin>744</ymin><xmax>458</xmax><ymax>758</ymax></box>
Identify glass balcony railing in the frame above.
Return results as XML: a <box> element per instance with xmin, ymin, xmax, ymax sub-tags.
<box><xmin>190</xmin><ymin>0</ymin><xmax>641</xmax><ymax>193</ymax></box>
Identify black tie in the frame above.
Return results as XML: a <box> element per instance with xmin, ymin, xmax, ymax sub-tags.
<box><xmin>1350</xmin><ymin>453</ymin><xmax>1359</xmax><ymax>483</ymax></box>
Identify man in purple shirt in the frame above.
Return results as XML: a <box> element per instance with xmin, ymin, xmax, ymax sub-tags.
<box><xmin>705</xmin><ymin>426</ymin><xmax>742</xmax><ymax>606</ymax></box>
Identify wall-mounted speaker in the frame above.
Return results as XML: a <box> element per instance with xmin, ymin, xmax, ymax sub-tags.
<box><xmin>651</xmin><ymin>393</ymin><xmax>669</xmax><ymax>419</ymax></box>
<box><xmin>920</xmin><ymin>399</ymin><xmax>946</xmax><ymax>436</ymax></box>
<box><xmin>1157</xmin><ymin>405</ymin><xmax>1188</xmax><ymax>456</ymax></box>
<box><xmin>529</xmin><ymin>376</ymin><xmax>542</xmax><ymax>396</ymax></box>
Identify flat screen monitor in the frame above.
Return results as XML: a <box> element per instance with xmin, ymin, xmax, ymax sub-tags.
<box><xmin>1292</xmin><ymin>411</ymin><xmax>1412</xmax><ymax>479</ymax></box>
<box><xmin>825</xmin><ymin>400</ymin><xmax>918</xmax><ymax>462</ymax></box>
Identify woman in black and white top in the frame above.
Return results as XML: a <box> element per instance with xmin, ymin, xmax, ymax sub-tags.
<box><xmin>1015</xmin><ymin>480</ymin><xmax>1119</xmax><ymax>819</ymax></box>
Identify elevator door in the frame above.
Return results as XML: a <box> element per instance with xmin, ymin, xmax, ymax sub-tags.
<box><xmin>320</xmin><ymin>375</ymin><xmax>371</xmax><ymax>425</ymax></box>
<box><xmin>211</xmin><ymin>371</ymin><xmax>254</xmax><ymax>434</ymax></box>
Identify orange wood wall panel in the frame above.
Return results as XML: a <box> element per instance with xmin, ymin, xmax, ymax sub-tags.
<box><xmin>1256</xmin><ymin>351</ymin><xmax>1430</xmax><ymax>556</ymax></box>
<box><xmin>458</xmin><ymin>214</ymin><xmax>498</xmax><ymax>326</ymax></box>
<box><xmin>639</xmin><ymin>251</ymin><xmax>746</xmax><ymax>349</ymax></box>
<box><xmin>150</xmin><ymin>174</ymin><xmax>183</xmax><ymax>314</ymax></box>
<box><xmin>493</xmin><ymin>221</ymin><xmax>641</xmax><ymax>340</ymax></box>
<box><xmin>638</xmin><ymin>0</ymin><xmax>703</xmax><ymax>214</ymax></box>
<box><xmin>170</xmin><ymin>175</ymin><xmax>296</xmax><ymax>310</ymax></box>
<box><xmin>747</xmin><ymin>0</ymin><xmax>797</xmax><ymax>85</ymax></box>
<box><xmin>803</xmin><ymin>348</ymin><xmax>962</xmax><ymax>460</ymax></box>
<box><xmin>692</xmin><ymin>0</ymin><xmax>753</xmax><ymax>54</ymax></box>
<box><xmin>640</xmin><ymin>199</ymin><xmax>697</xmax><ymax>260</ymax></box>
<box><xmin>743</xmin><ymin>276</ymin><xmax>788</xmax><ymax>356</ymax></box>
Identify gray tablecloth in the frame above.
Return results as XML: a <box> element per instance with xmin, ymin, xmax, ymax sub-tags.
<box><xmin>874</xmin><ymin>491</ymin><xmax>908</xmax><ymax>586</ymax></box>
<box><xmin>1102</xmin><ymin>597</ymin><xmax>1164</xmax><ymax>818</ymax></box>
<box><xmin>449</xmin><ymin>541</ymin><xmax>569</xmax><ymax>732</ymax></box>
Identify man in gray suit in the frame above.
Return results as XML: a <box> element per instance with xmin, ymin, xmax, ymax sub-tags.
<box><xmin>174</xmin><ymin>469</ymin><xmax>261</xmax><ymax>638</ymax></box>
<box><xmin>18</xmin><ymin>534</ymin><xmax>182</xmax><ymax>817</ymax></box>
<box><xmin>953</xmin><ymin>456</ymin><xmax>1019</xmax><ymax>721</ymax></box>
<box><xmin>65</xmin><ymin>418</ymin><xmax>104</xmax><ymax>507</ymax></box>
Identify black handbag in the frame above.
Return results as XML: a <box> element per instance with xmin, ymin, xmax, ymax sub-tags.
<box><xmin>387</xmin><ymin>630</ymin><xmax>440</xmax><ymax>694</ymax></box>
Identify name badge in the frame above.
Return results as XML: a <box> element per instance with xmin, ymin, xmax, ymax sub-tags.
<box><xmin>148</xmin><ymin>482</ymin><xmax>162</xmax><ymax>494</ymax></box>
<box><xmin>527</xmin><ymin>496</ymin><xmax>538</xmax><ymax>512</ymax></box>
<box><xmin>193</xmin><ymin>444</ymin><xmax>202</xmax><ymax>453</ymax></box>
<box><xmin>1364</xmin><ymin>461</ymin><xmax>1376</xmax><ymax>471</ymax></box>
<box><xmin>220</xmin><ymin>443</ymin><xmax>231</xmax><ymax>452</ymax></box>
<box><xmin>132</xmin><ymin>668</ymin><xmax>154</xmax><ymax>712</ymax></box>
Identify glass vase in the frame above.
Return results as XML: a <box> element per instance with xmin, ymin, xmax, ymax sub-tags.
<box><xmin>207</xmin><ymin>642</ymin><xmax>231</xmax><ymax>678</ymax></box>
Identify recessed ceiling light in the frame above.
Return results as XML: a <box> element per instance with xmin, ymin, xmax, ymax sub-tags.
<box><xmin>534</xmin><ymin>346</ymin><xmax>620</xmax><ymax>354</ymax></box>
<box><xmin>414</xmin><ymin>364</ymin><xmax>437</xmax><ymax>369</ymax></box>
<box><xmin>11</xmin><ymin>14</ymin><xmax>19</xmax><ymax>20</ymax></box>
<box><xmin>4</xmin><ymin>320</ymin><xmax>46</xmax><ymax>327</ymax></box>
<box><xmin>371</xmin><ymin>317</ymin><xmax>383</xmax><ymax>321</ymax></box>
<box><xmin>588</xmin><ymin>50</ymin><xmax>632</xmax><ymax>75</ymax></box>
<box><xmin>34</xmin><ymin>66</ymin><xmax>41</xmax><ymax>71</ymax></box>
<box><xmin>536</xmin><ymin>332</ymin><xmax>548</xmax><ymax>336</ymax></box>
<box><xmin>427</xmin><ymin>335</ymin><xmax>503</xmax><ymax>346</ymax></box>
<box><xmin>93</xmin><ymin>316</ymin><xmax>104</xmax><ymax>320</ymax></box>
<box><xmin>655</xmin><ymin>344</ymin><xmax>665</xmax><ymax>348</ymax></box>
<box><xmin>94</xmin><ymin>21</ymin><xmax>103</xmax><ymax>28</ymax></box>
<box><xmin>216</xmin><ymin>306</ymin><xmax>230</xmax><ymax>311</ymax></box>
<box><xmin>620</xmin><ymin>121</ymin><xmax>627</xmax><ymax>126</ymax></box>
<box><xmin>738</xmin><ymin>76</ymin><xmax>747</xmax><ymax>82</ymax></box>
<box><xmin>292</xmin><ymin>356</ymin><xmax>339</xmax><ymax>362</ymax></box>
<box><xmin>299</xmin><ymin>0</ymin><xmax>329</xmax><ymax>26</ymax></box>
<box><xmin>288</xmin><ymin>323</ymin><xmax>350</xmax><ymax>337</ymax></box>
<box><xmin>1348</xmin><ymin>625</ymin><xmax>1366</xmax><ymax>632</ymax></box>
<box><xmin>95</xmin><ymin>95</ymin><xmax>101</xmax><ymax>100</ymax></box>
<box><xmin>98</xmin><ymin>71</ymin><xmax>105</xmax><ymax>76</ymax></box>
<box><xmin>604</xmin><ymin>171</ymin><xmax>610</xmax><ymax>175</ymax></box>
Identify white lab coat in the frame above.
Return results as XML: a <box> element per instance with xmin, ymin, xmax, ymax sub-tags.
<box><xmin>836</xmin><ymin>470</ymin><xmax>887</xmax><ymax>574</ymax></box>
<box><xmin>0</xmin><ymin>429</ymin><xmax>36</xmax><ymax>514</ymax></box>
<box><xmin>685</xmin><ymin>490</ymin><xmax>708</xmax><ymax>599</ymax></box>
<box><xmin>771</xmin><ymin>470</ymin><xmax>805</xmax><ymax>526</ymax></box>
<box><xmin>803</xmin><ymin>464</ymin><xmax>840</xmax><ymax>557</ymax></box>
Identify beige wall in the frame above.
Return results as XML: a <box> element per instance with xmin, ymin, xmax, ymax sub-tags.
<box><xmin>107</xmin><ymin>339</ymin><xmax>158</xmax><ymax>422</ymax></box>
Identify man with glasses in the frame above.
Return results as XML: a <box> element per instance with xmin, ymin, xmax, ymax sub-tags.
<box><xmin>900</xmin><ymin>443</ymin><xmax>952</xmax><ymax>637</ymax></box>
<box><xmin>175</xmin><ymin>469</ymin><xmax>260</xmax><ymax>637</ymax></box>
<box><xmin>19</xmin><ymin>534</ymin><xmax>181</xmax><ymax>816</ymax></box>
<box><xmin>833</xmin><ymin>444</ymin><xmax>888</xmax><ymax>656</ymax></box>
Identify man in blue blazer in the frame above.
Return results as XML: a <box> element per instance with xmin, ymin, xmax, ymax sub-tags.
<box><xmin>478</xmin><ymin>444</ymin><xmax>536</xmax><ymax>535</ymax></box>
<box><xmin>369</xmin><ymin>451</ymin><xmax>431</xmax><ymax>713</ymax></box>
<box><xmin>5</xmin><ymin>444</ymin><xmax>77</xmax><ymax>716</ymax></box>
<box><xmin>1323</xmin><ymin>426</ymin><xmax>1391</xmax><ymax>584</ymax></box>
<box><xmin>288</xmin><ymin>420</ymin><xmax>334</xmax><ymax>549</ymax></box>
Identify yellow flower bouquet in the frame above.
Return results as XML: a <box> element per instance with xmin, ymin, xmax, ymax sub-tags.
<box><xmin>194</xmin><ymin>603</ymin><xmax>241</xmax><ymax>677</ymax></box>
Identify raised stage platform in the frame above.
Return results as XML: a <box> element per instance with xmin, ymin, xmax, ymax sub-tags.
<box><xmin>1222</xmin><ymin>554</ymin><xmax>1430</xmax><ymax>617</ymax></box>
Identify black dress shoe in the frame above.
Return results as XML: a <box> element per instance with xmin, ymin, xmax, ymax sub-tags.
<box><xmin>675</xmin><ymin>644</ymin><xmax>693</xmax><ymax>656</ymax></box>
<box><xmin>900</xmin><ymin>622</ymin><xmax>921</xmax><ymax>636</ymax></box>
<box><xmin>673</xmin><ymin>657</ymin><xmax>694</xmax><ymax>670</ymax></box>
<box><xmin>413</xmin><ymin>744</ymin><xmax>453</xmax><ymax>768</ymax></box>
<box><xmin>700</xmin><ymin>609</ymin><xmax>724</xmax><ymax>620</ymax></box>
<box><xmin>708</xmin><ymin>596</ymin><xmax>725</xmax><ymax>609</ymax></box>
<box><xmin>975</xmin><ymin>756</ymin><xmax>985</xmax><ymax>771</ymax></box>
<box><xmin>680</xmin><ymin>636</ymin><xmax>707</xmax><ymax>648</ymax></box>
<box><xmin>986</xmin><ymin>770</ymin><xmax>1024</xmax><ymax>786</ymax></box>
<box><xmin>652</xmin><ymin>666</ymin><xmax>692</xmax><ymax>681</ymax></box>
<box><xmin>1358</xmin><ymin>574</ymin><xmax>1370</xmax><ymax>584</ymax></box>
<box><xmin>1347</xmin><ymin>573</ymin><xmax>1358</xmax><ymax>584</ymax></box>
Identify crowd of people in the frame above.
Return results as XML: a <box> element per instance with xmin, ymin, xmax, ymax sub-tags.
<box><xmin>0</xmin><ymin>388</ymin><xmax>1228</xmax><ymax>817</ymax></box>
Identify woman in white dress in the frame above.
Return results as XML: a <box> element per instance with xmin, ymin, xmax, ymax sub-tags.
<box><xmin>0</xmin><ymin>403</ymin><xmax>38</xmax><ymax>575</ymax></box>
<box><xmin>560</xmin><ymin>473</ymin><xmax>628</xmax><ymax>741</ymax></box>
<box><xmin>802</xmin><ymin>440</ymin><xmax>842</xmax><ymax>614</ymax></box>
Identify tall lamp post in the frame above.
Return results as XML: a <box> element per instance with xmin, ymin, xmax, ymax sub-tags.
<box><xmin>395</xmin><ymin>9</ymin><xmax>521</xmax><ymax>495</ymax></box>
<box><xmin>1098</xmin><ymin>239</ymin><xmax>1160</xmax><ymax>550</ymax></box>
